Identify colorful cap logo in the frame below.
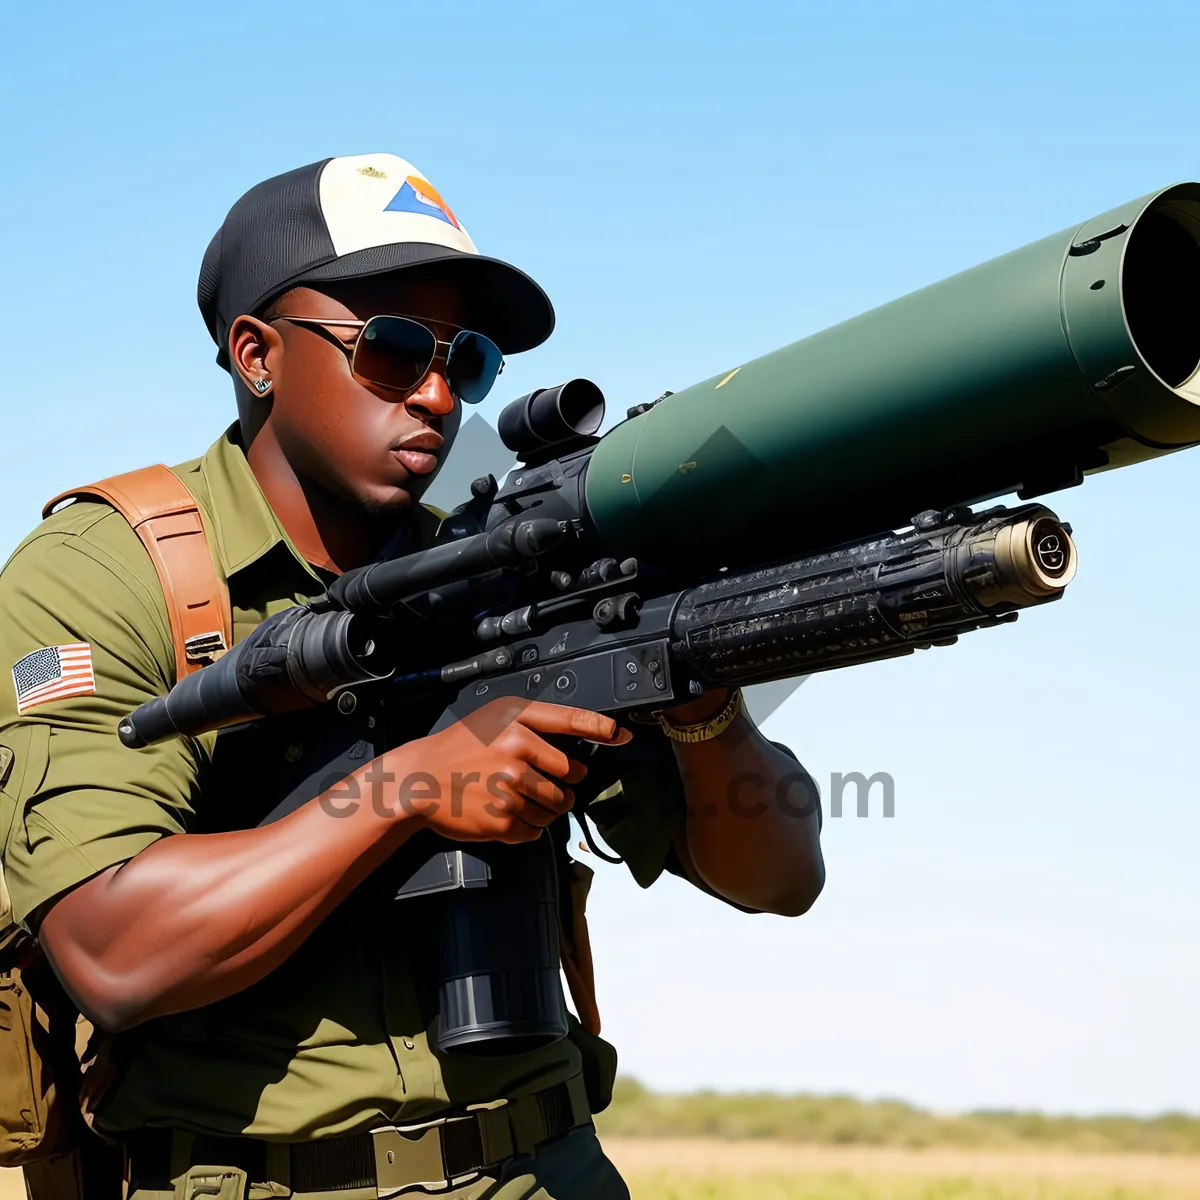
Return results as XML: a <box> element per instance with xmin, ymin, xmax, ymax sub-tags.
<box><xmin>384</xmin><ymin>175</ymin><xmax>461</xmax><ymax>230</ymax></box>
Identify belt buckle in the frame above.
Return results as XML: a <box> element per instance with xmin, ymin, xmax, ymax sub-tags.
<box><xmin>370</xmin><ymin>1118</ymin><xmax>476</xmax><ymax>1197</ymax></box>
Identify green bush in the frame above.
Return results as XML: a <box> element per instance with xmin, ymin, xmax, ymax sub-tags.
<box><xmin>596</xmin><ymin>1080</ymin><xmax>1200</xmax><ymax>1155</ymax></box>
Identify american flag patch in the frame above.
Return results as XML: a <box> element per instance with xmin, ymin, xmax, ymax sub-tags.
<box><xmin>12</xmin><ymin>644</ymin><xmax>96</xmax><ymax>714</ymax></box>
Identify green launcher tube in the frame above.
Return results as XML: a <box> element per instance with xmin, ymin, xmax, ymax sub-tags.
<box><xmin>585</xmin><ymin>184</ymin><xmax>1200</xmax><ymax>567</ymax></box>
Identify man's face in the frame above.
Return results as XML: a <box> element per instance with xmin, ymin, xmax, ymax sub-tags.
<box><xmin>251</xmin><ymin>275</ymin><xmax>470</xmax><ymax>514</ymax></box>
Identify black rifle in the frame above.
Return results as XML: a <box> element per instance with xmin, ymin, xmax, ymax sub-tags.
<box><xmin>119</xmin><ymin>381</ymin><xmax>1077</xmax><ymax>1054</ymax></box>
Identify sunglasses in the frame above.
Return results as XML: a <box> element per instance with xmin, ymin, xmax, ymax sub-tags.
<box><xmin>270</xmin><ymin>314</ymin><xmax>504</xmax><ymax>405</ymax></box>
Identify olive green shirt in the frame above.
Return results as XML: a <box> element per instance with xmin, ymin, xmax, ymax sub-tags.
<box><xmin>0</xmin><ymin>428</ymin><xmax>693</xmax><ymax>1140</ymax></box>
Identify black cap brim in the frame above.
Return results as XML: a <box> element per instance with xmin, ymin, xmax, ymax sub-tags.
<box><xmin>257</xmin><ymin>242</ymin><xmax>554</xmax><ymax>356</ymax></box>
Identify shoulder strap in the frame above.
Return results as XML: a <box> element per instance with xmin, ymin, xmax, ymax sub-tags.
<box><xmin>42</xmin><ymin>466</ymin><xmax>233</xmax><ymax>681</ymax></box>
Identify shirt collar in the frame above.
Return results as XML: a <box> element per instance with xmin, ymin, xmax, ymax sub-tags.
<box><xmin>193</xmin><ymin>424</ymin><xmax>310</xmax><ymax>582</ymax></box>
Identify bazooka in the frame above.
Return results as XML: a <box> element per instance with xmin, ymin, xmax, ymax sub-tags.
<box><xmin>120</xmin><ymin>182</ymin><xmax>1200</xmax><ymax>1055</ymax></box>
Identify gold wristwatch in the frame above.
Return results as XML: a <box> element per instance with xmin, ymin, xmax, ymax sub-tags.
<box><xmin>656</xmin><ymin>687</ymin><xmax>743</xmax><ymax>744</ymax></box>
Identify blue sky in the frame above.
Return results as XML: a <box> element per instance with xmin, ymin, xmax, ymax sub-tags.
<box><xmin>3</xmin><ymin>0</ymin><xmax>1200</xmax><ymax>1114</ymax></box>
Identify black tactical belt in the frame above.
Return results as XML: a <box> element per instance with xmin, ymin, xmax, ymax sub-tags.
<box><xmin>124</xmin><ymin>1076</ymin><xmax>590</xmax><ymax>1193</ymax></box>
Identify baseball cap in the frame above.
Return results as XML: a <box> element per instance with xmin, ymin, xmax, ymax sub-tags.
<box><xmin>198</xmin><ymin>154</ymin><xmax>555</xmax><ymax>368</ymax></box>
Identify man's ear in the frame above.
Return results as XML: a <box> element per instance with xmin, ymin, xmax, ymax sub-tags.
<box><xmin>229</xmin><ymin>315</ymin><xmax>283</xmax><ymax>395</ymax></box>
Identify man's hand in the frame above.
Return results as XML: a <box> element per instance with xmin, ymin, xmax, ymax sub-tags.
<box><xmin>385</xmin><ymin>698</ymin><xmax>632</xmax><ymax>843</ymax></box>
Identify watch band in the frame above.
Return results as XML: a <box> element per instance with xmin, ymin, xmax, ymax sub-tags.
<box><xmin>656</xmin><ymin>687</ymin><xmax>743</xmax><ymax>744</ymax></box>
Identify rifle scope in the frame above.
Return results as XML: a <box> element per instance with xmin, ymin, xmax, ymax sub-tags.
<box><xmin>498</xmin><ymin>379</ymin><xmax>605</xmax><ymax>458</ymax></box>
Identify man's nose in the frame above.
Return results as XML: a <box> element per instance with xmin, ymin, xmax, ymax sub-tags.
<box><xmin>406</xmin><ymin>367</ymin><xmax>456</xmax><ymax>418</ymax></box>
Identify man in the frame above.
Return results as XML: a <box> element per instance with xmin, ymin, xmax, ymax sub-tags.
<box><xmin>0</xmin><ymin>154</ymin><xmax>824</xmax><ymax>1199</ymax></box>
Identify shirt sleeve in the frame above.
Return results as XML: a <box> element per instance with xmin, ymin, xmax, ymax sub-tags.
<box><xmin>0</xmin><ymin>510</ymin><xmax>202</xmax><ymax>928</ymax></box>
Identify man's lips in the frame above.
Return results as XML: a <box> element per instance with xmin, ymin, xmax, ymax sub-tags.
<box><xmin>391</xmin><ymin>448</ymin><xmax>440</xmax><ymax>475</ymax></box>
<box><xmin>390</xmin><ymin>430</ymin><xmax>443</xmax><ymax>476</ymax></box>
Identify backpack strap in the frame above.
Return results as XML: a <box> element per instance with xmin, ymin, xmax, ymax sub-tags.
<box><xmin>42</xmin><ymin>466</ymin><xmax>233</xmax><ymax>681</ymax></box>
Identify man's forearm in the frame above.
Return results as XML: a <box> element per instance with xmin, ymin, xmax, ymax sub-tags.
<box><xmin>670</xmin><ymin>703</ymin><xmax>825</xmax><ymax>916</ymax></box>
<box><xmin>39</xmin><ymin>758</ymin><xmax>422</xmax><ymax>1032</ymax></box>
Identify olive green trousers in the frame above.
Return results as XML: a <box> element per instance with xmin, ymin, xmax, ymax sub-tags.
<box><xmin>126</xmin><ymin>1125</ymin><xmax>629</xmax><ymax>1200</ymax></box>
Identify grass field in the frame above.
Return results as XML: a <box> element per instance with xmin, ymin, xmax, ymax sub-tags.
<box><xmin>607</xmin><ymin>1139</ymin><xmax>1200</xmax><ymax>1199</ymax></box>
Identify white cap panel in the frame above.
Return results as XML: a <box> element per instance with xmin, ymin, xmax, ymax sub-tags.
<box><xmin>319</xmin><ymin>154</ymin><xmax>478</xmax><ymax>258</ymax></box>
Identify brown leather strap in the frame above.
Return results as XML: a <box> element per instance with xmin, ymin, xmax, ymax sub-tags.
<box><xmin>43</xmin><ymin>466</ymin><xmax>233</xmax><ymax>681</ymax></box>
<box><xmin>560</xmin><ymin>859</ymin><xmax>601</xmax><ymax>1035</ymax></box>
